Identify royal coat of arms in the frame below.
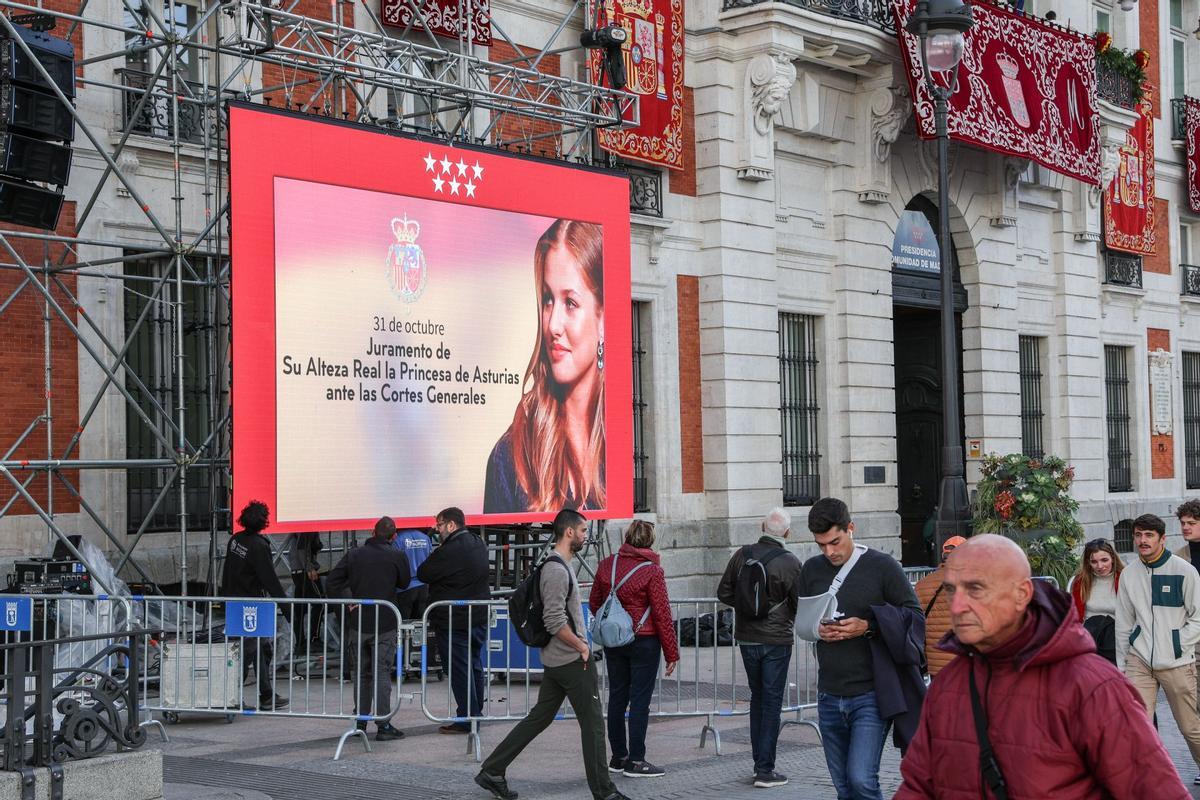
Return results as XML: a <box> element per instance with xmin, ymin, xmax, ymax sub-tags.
<box><xmin>996</xmin><ymin>53</ymin><xmax>1031</xmax><ymax>129</ymax></box>
<box><xmin>606</xmin><ymin>0</ymin><xmax>666</xmax><ymax>100</ymax></box>
<box><xmin>386</xmin><ymin>215</ymin><xmax>427</xmax><ymax>302</ymax></box>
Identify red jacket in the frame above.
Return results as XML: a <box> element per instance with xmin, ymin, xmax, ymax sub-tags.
<box><xmin>1068</xmin><ymin>572</ymin><xmax>1119</xmax><ymax>622</ymax></box>
<box><xmin>896</xmin><ymin>581</ymin><xmax>1189</xmax><ymax>800</ymax></box>
<box><xmin>588</xmin><ymin>543</ymin><xmax>680</xmax><ymax>664</ymax></box>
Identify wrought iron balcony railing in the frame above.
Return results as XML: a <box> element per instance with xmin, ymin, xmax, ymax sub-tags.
<box><xmin>1172</xmin><ymin>96</ymin><xmax>1188</xmax><ymax>140</ymax></box>
<box><xmin>1096</xmin><ymin>62</ymin><xmax>1137</xmax><ymax>110</ymax></box>
<box><xmin>1184</xmin><ymin>263</ymin><xmax>1200</xmax><ymax>296</ymax></box>
<box><xmin>722</xmin><ymin>0</ymin><xmax>896</xmax><ymax>34</ymax></box>
<box><xmin>117</xmin><ymin>68</ymin><xmax>220</xmax><ymax>145</ymax></box>
<box><xmin>1104</xmin><ymin>250</ymin><xmax>1143</xmax><ymax>289</ymax></box>
<box><xmin>626</xmin><ymin>165</ymin><xmax>663</xmax><ymax>218</ymax></box>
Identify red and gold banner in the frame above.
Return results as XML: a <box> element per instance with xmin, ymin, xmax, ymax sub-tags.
<box><xmin>1187</xmin><ymin>96</ymin><xmax>1200</xmax><ymax>214</ymax></box>
<box><xmin>1105</xmin><ymin>90</ymin><xmax>1156</xmax><ymax>254</ymax></box>
<box><xmin>381</xmin><ymin>0</ymin><xmax>491</xmax><ymax>46</ymax></box>
<box><xmin>893</xmin><ymin>0</ymin><xmax>1100</xmax><ymax>185</ymax></box>
<box><xmin>589</xmin><ymin>0</ymin><xmax>684</xmax><ymax>170</ymax></box>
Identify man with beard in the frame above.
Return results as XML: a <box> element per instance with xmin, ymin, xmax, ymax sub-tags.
<box><xmin>474</xmin><ymin>509</ymin><xmax>628</xmax><ymax>800</ymax></box>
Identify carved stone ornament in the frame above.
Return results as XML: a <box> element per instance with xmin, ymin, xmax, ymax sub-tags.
<box><xmin>738</xmin><ymin>52</ymin><xmax>797</xmax><ymax>181</ymax></box>
<box><xmin>991</xmin><ymin>156</ymin><xmax>1029</xmax><ymax>227</ymax></box>
<box><xmin>1099</xmin><ymin>142</ymin><xmax>1122</xmax><ymax>195</ymax></box>
<box><xmin>915</xmin><ymin>136</ymin><xmax>957</xmax><ymax>191</ymax></box>
<box><xmin>871</xmin><ymin>85</ymin><xmax>911</xmax><ymax>164</ymax></box>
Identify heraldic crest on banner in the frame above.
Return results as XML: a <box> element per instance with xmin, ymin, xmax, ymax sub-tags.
<box><xmin>1104</xmin><ymin>89</ymin><xmax>1156</xmax><ymax>255</ymax></box>
<box><xmin>591</xmin><ymin>0</ymin><xmax>684</xmax><ymax>170</ymax></box>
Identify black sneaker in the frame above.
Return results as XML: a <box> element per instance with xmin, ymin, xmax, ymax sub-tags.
<box><xmin>608</xmin><ymin>756</ymin><xmax>627</xmax><ymax>773</ymax></box>
<box><xmin>623</xmin><ymin>761</ymin><xmax>664</xmax><ymax>778</ymax></box>
<box><xmin>355</xmin><ymin>721</ymin><xmax>367</xmax><ymax>732</ymax></box>
<box><xmin>1194</xmin><ymin>774</ymin><xmax>1200</xmax><ymax>786</ymax></box>
<box><xmin>753</xmin><ymin>771</ymin><xmax>788</xmax><ymax>788</ymax></box>
<box><xmin>376</xmin><ymin>723</ymin><xmax>404</xmax><ymax>741</ymax></box>
<box><xmin>258</xmin><ymin>694</ymin><xmax>289</xmax><ymax>710</ymax></box>
<box><xmin>474</xmin><ymin>771</ymin><xmax>518</xmax><ymax>800</ymax></box>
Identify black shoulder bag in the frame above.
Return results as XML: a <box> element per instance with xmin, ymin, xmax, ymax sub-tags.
<box><xmin>967</xmin><ymin>656</ymin><xmax>1009</xmax><ymax>800</ymax></box>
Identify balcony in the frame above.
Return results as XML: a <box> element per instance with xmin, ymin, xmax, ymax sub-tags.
<box><xmin>722</xmin><ymin>0</ymin><xmax>895</xmax><ymax>34</ymax></box>
<box><xmin>117</xmin><ymin>68</ymin><xmax>219</xmax><ymax>145</ymax></box>
<box><xmin>1096</xmin><ymin>62</ymin><xmax>1137</xmax><ymax>111</ymax></box>
<box><xmin>1184</xmin><ymin>263</ymin><xmax>1200</xmax><ymax>296</ymax></box>
<box><xmin>1173</xmin><ymin>97</ymin><xmax>1189</xmax><ymax>140</ymax></box>
<box><xmin>626</xmin><ymin>165</ymin><xmax>663</xmax><ymax>218</ymax></box>
<box><xmin>1104</xmin><ymin>250</ymin><xmax>1143</xmax><ymax>289</ymax></box>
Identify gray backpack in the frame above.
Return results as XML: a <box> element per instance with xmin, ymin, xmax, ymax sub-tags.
<box><xmin>588</xmin><ymin>556</ymin><xmax>652</xmax><ymax>649</ymax></box>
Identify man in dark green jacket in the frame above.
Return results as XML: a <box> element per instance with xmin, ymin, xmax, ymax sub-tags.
<box><xmin>716</xmin><ymin>507</ymin><xmax>802</xmax><ymax>789</ymax></box>
<box><xmin>416</xmin><ymin>507</ymin><xmax>490</xmax><ymax>733</ymax></box>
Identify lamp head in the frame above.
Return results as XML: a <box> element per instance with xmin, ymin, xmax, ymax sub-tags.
<box><xmin>907</xmin><ymin>0</ymin><xmax>974</xmax><ymax>74</ymax></box>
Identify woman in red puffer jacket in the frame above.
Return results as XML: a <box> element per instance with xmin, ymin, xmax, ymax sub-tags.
<box><xmin>588</xmin><ymin>520</ymin><xmax>680</xmax><ymax>779</ymax></box>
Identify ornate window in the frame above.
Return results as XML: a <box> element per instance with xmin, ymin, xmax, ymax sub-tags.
<box><xmin>1019</xmin><ymin>336</ymin><xmax>1045</xmax><ymax>460</ymax></box>
<box><xmin>1104</xmin><ymin>345</ymin><xmax>1133</xmax><ymax>493</ymax></box>
<box><xmin>779</xmin><ymin>313</ymin><xmax>821</xmax><ymax>506</ymax></box>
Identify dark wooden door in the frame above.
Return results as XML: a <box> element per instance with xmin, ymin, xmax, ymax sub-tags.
<box><xmin>894</xmin><ymin>309</ymin><xmax>943</xmax><ymax>567</ymax></box>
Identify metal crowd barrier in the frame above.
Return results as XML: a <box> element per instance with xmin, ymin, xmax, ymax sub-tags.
<box><xmin>422</xmin><ymin>598</ymin><xmax>825</xmax><ymax>762</ymax></box>
<box><xmin>779</xmin><ymin>640</ymin><xmax>821</xmax><ymax>741</ymax></box>
<box><xmin>127</xmin><ymin>594</ymin><xmax>406</xmax><ymax>759</ymax></box>
<box><xmin>903</xmin><ymin>566</ymin><xmax>937</xmax><ymax>587</ymax></box>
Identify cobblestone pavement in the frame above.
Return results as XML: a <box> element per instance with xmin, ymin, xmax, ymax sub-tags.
<box><xmin>157</xmin><ymin>686</ymin><xmax>1200</xmax><ymax>800</ymax></box>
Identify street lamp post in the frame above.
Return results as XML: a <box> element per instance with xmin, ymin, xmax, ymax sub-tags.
<box><xmin>906</xmin><ymin>0</ymin><xmax>974</xmax><ymax>555</ymax></box>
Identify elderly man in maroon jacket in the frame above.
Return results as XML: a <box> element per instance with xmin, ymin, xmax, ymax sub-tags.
<box><xmin>895</xmin><ymin>534</ymin><xmax>1189</xmax><ymax>799</ymax></box>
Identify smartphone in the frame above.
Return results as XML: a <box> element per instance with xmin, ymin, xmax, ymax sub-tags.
<box><xmin>819</xmin><ymin>617</ymin><xmax>839</xmax><ymax>626</ymax></box>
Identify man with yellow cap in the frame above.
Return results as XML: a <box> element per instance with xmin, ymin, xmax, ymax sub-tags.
<box><xmin>913</xmin><ymin>535</ymin><xmax>966</xmax><ymax>678</ymax></box>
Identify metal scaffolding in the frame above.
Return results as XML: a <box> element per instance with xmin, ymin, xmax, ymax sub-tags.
<box><xmin>0</xmin><ymin>0</ymin><xmax>632</xmax><ymax>594</ymax></box>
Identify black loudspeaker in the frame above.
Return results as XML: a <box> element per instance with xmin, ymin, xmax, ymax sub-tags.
<box><xmin>0</xmin><ymin>177</ymin><xmax>64</xmax><ymax>229</ymax></box>
<box><xmin>0</xmin><ymin>23</ymin><xmax>73</xmax><ymax>230</ymax></box>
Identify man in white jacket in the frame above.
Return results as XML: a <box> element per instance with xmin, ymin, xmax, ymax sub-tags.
<box><xmin>1116</xmin><ymin>512</ymin><xmax>1200</xmax><ymax>780</ymax></box>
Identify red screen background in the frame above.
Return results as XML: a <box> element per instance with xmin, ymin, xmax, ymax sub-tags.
<box><xmin>229</xmin><ymin>104</ymin><xmax>634</xmax><ymax>533</ymax></box>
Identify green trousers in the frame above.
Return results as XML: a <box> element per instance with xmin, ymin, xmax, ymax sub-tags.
<box><xmin>480</xmin><ymin>657</ymin><xmax>616</xmax><ymax>799</ymax></box>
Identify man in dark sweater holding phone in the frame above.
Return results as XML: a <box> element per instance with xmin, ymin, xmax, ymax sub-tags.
<box><xmin>799</xmin><ymin>497</ymin><xmax>918</xmax><ymax>800</ymax></box>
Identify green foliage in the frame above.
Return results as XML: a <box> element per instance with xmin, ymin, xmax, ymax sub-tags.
<box><xmin>1096</xmin><ymin>44</ymin><xmax>1147</xmax><ymax>103</ymax></box>
<box><xmin>972</xmin><ymin>453</ymin><xmax>1083</xmax><ymax>587</ymax></box>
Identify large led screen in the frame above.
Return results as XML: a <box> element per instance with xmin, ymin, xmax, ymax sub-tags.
<box><xmin>230</xmin><ymin>104</ymin><xmax>633</xmax><ymax>533</ymax></box>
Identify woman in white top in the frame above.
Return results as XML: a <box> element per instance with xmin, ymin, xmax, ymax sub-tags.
<box><xmin>1068</xmin><ymin>538</ymin><xmax>1124</xmax><ymax>664</ymax></box>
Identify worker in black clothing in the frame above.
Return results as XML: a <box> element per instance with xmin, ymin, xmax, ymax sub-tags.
<box><xmin>220</xmin><ymin>500</ymin><xmax>289</xmax><ymax>710</ymax></box>
<box><xmin>328</xmin><ymin>516</ymin><xmax>411</xmax><ymax>741</ymax></box>
<box><xmin>417</xmin><ymin>507</ymin><xmax>491</xmax><ymax>733</ymax></box>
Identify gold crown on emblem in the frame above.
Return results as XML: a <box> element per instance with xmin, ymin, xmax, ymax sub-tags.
<box><xmin>618</xmin><ymin>0</ymin><xmax>653</xmax><ymax>20</ymax></box>
<box><xmin>391</xmin><ymin>214</ymin><xmax>421</xmax><ymax>244</ymax></box>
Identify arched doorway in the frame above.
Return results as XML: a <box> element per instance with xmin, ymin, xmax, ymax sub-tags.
<box><xmin>892</xmin><ymin>196</ymin><xmax>967</xmax><ymax>566</ymax></box>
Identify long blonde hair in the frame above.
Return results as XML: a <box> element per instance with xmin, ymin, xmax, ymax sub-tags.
<box><xmin>510</xmin><ymin>219</ymin><xmax>606</xmax><ymax>511</ymax></box>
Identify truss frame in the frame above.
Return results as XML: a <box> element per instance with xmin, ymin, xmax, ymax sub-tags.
<box><xmin>0</xmin><ymin>0</ymin><xmax>631</xmax><ymax>594</ymax></box>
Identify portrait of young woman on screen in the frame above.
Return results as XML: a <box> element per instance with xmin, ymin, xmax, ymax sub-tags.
<box><xmin>483</xmin><ymin>218</ymin><xmax>607</xmax><ymax>514</ymax></box>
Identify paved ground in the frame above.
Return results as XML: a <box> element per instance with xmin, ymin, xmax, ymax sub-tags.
<box><xmin>152</xmin><ymin>683</ymin><xmax>1200</xmax><ymax>800</ymax></box>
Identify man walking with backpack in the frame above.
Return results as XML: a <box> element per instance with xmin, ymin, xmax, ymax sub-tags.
<box><xmin>474</xmin><ymin>509</ymin><xmax>629</xmax><ymax>800</ymax></box>
<box><xmin>716</xmin><ymin>507</ymin><xmax>803</xmax><ymax>789</ymax></box>
<box><xmin>801</xmin><ymin>497</ymin><xmax>919</xmax><ymax>800</ymax></box>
